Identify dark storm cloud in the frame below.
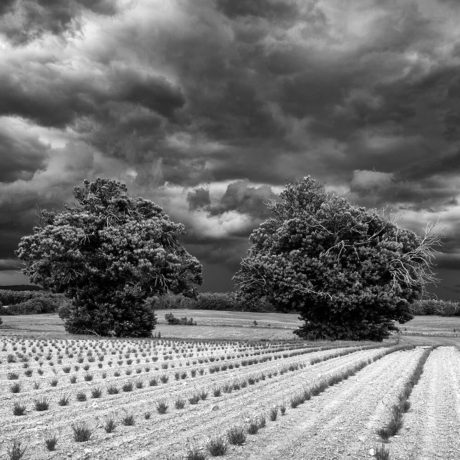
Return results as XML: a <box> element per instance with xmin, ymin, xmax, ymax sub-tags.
<box><xmin>0</xmin><ymin>124</ymin><xmax>48</xmax><ymax>182</ymax></box>
<box><xmin>216</xmin><ymin>0</ymin><xmax>299</xmax><ymax>21</ymax></box>
<box><xmin>187</xmin><ymin>188</ymin><xmax>211</xmax><ymax>211</ymax></box>
<box><xmin>1</xmin><ymin>0</ymin><xmax>460</xmax><ymax>296</ymax></box>
<box><xmin>0</xmin><ymin>0</ymin><xmax>117</xmax><ymax>44</ymax></box>
<box><xmin>0</xmin><ymin>65</ymin><xmax>184</xmax><ymax>129</ymax></box>
<box><xmin>210</xmin><ymin>181</ymin><xmax>277</xmax><ymax>218</ymax></box>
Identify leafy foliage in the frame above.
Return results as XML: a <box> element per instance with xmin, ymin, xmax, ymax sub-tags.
<box><xmin>0</xmin><ymin>292</ymin><xmax>66</xmax><ymax>315</ymax></box>
<box><xmin>235</xmin><ymin>176</ymin><xmax>438</xmax><ymax>341</ymax></box>
<box><xmin>409</xmin><ymin>298</ymin><xmax>460</xmax><ymax>316</ymax></box>
<box><xmin>150</xmin><ymin>291</ymin><xmax>275</xmax><ymax>312</ymax></box>
<box><xmin>16</xmin><ymin>178</ymin><xmax>202</xmax><ymax>337</ymax></box>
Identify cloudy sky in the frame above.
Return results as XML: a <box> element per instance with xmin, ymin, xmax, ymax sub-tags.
<box><xmin>1</xmin><ymin>0</ymin><xmax>460</xmax><ymax>298</ymax></box>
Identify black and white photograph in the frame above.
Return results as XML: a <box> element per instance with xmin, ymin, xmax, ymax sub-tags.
<box><xmin>1</xmin><ymin>1</ymin><xmax>460</xmax><ymax>459</ymax></box>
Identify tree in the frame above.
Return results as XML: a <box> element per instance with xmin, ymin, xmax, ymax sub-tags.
<box><xmin>16</xmin><ymin>178</ymin><xmax>202</xmax><ymax>337</ymax></box>
<box><xmin>234</xmin><ymin>176</ymin><xmax>439</xmax><ymax>341</ymax></box>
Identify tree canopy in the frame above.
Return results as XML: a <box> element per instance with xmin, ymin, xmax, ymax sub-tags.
<box><xmin>16</xmin><ymin>178</ymin><xmax>202</xmax><ymax>337</ymax></box>
<box><xmin>234</xmin><ymin>176</ymin><xmax>438</xmax><ymax>341</ymax></box>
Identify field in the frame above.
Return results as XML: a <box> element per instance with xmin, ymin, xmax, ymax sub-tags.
<box><xmin>1</xmin><ymin>312</ymin><xmax>460</xmax><ymax>459</ymax></box>
<box><xmin>3</xmin><ymin>310</ymin><xmax>460</xmax><ymax>342</ymax></box>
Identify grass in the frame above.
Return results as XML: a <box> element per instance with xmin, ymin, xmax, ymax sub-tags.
<box><xmin>58</xmin><ymin>394</ymin><xmax>70</xmax><ymax>406</ymax></box>
<box><xmin>247</xmin><ymin>420</ymin><xmax>259</xmax><ymax>435</ymax></box>
<box><xmin>156</xmin><ymin>401</ymin><xmax>168</xmax><ymax>414</ymax></box>
<box><xmin>377</xmin><ymin>347</ymin><xmax>433</xmax><ymax>442</ymax></box>
<box><xmin>72</xmin><ymin>422</ymin><xmax>93</xmax><ymax>442</ymax></box>
<box><xmin>45</xmin><ymin>434</ymin><xmax>58</xmax><ymax>451</ymax></box>
<box><xmin>104</xmin><ymin>417</ymin><xmax>117</xmax><ymax>433</ymax></box>
<box><xmin>269</xmin><ymin>406</ymin><xmax>278</xmax><ymax>421</ymax></box>
<box><xmin>121</xmin><ymin>413</ymin><xmax>135</xmax><ymax>426</ymax></box>
<box><xmin>227</xmin><ymin>426</ymin><xmax>246</xmax><ymax>445</ymax></box>
<box><xmin>13</xmin><ymin>402</ymin><xmax>26</xmax><ymax>416</ymax></box>
<box><xmin>213</xmin><ymin>387</ymin><xmax>222</xmax><ymax>397</ymax></box>
<box><xmin>175</xmin><ymin>398</ymin><xmax>186</xmax><ymax>409</ymax></box>
<box><xmin>76</xmin><ymin>391</ymin><xmax>87</xmax><ymax>402</ymax></box>
<box><xmin>122</xmin><ymin>382</ymin><xmax>133</xmax><ymax>392</ymax></box>
<box><xmin>189</xmin><ymin>394</ymin><xmax>200</xmax><ymax>405</ymax></box>
<box><xmin>185</xmin><ymin>447</ymin><xmax>207</xmax><ymax>460</ymax></box>
<box><xmin>207</xmin><ymin>437</ymin><xmax>227</xmax><ymax>456</ymax></box>
<box><xmin>7</xmin><ymin>440</ymin><xmax>27</xmax><ymax>460</ymax></box>
<box><xmin>10</xmin><ymin>383</ymin><xmax>21</xmax><ymax>393</ymax></box>
<box><xmin>34</xmin><ymin>397</ymin><xmax>50</xmax><ymax>411</ymax></box>
<box><xmin>91</xmin><ymin>387</ymin><xmax>102</xmax><ymax>398</ymax></box>
<box><xmin>374</xmin><ymin>444</ymin><xmax>390</xmax><ymax>460</ymax></box>
<box><xmin>107</xmin><ymin>385</ymin><xmax>119</xmax><ymax>394</ymax></box>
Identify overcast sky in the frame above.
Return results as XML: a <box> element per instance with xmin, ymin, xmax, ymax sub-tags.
<box><xmin>1</xmin><ymin>0</ymin><xmax>460</xmax><ymax>298</ymax></box>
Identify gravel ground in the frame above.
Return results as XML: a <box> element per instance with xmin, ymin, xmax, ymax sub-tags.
<box><xmin>389</xmin><ymin>346</ymin><xmax>460</xmax><ymax>460</ymax></box>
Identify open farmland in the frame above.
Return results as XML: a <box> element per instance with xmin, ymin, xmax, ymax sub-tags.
<box><xmin>3</xmin><ymin>311</ymin><xmax>460</xmax><ymax>343</ymax></box>
<box><xmin>2</xmin><ymin>334</ymin><xmax>459</xmax><ymax>459</ymax></box>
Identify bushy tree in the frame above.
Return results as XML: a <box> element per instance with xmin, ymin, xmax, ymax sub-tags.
<box><xmin>234</xmin><ymin>177</ymin><xmax>438</xmax><ymax>341</ymax></box>
<box><xmin>16</xmin><ymin>178</ymin><xmax>202</xmax><ymax>337</ymax></box>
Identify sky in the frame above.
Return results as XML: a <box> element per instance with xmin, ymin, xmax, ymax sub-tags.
<box><xmin>1</xmin><ymin>0</ymin><xmax>460</xmax><ymax>299</ymax></box>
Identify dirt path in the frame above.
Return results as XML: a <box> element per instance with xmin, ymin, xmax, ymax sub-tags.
<box><xmin>389</xmin><ymin>347</ymin><xmax>460</xmax><ymax>460</ymax></box>
<box><xmin>223</xmin><ymin>347</ymin><xmax>424</xmax><ymax>460</ymax></box>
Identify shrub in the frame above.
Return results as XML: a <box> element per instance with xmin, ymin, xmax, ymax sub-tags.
<box><xmin>13</xmin><ymin>402</ymin><xmax>26</xmax><ymax>416</ymax></box>
<box><xmin>7</xmin><ymin>440</ymin><xmax>27</xmax><ymax>460</ymax></box>
<box><xmin>374</xmin><ymin>444</ymin><xmax>390</xmax><ymax>460</ymax></box>
<box><xmin>45</xmin><ymin>434</ymin><xmax>58</xmax><ymax>451</ymax></box>
<box><xmin>175</xmin><ymin>398</ymin><xmax>186</xmax><ymax>409</ymax></box>
<box><xmin>185</xmin><ymin>447</ymin><xmax>206</xmax><ymax>460</ymax></box>
<box><xmin>121</xmin><ymin>414</ymin><xmax>135</xmax><ymax>426</ymax></box>
<box><xmin>122</xmin><ymin>382</ymin><xmax>133</xmax><ymax>392</ymax></box>
<box><xmin>213</xmin><ymin>387</ymin><xmax>221</xmax><ymax>397</ymax></box>
<box><xmin>269</xmin><ymin>407</ymin><xmax>278</xmax><ymax>421</ymax></box>
<box><xmin>409</xmin><ymin>298</ymin><xmax>460</xmax><ymax>316</ymax></box>
<box><xmin>58</xmin><ymin>394</ymin><xmax>70</xmax><ymax>406</ymax></box>
<box><xmin>104</xmin><ymin>417</ymin><xmax>117</xmax><ymax>433</ymax></box>
<box><xmin>72</xmin><ymin>422</ymin><xmax>92</xmax><ymax>442</ymax></box>
<box><xmin>227</xmin><ymin>426</ymin><xmax>246</xmax><ymax>445</ymax></box>
<box><xmin>91</xmin><ymin>387</ymin><xmax>102</xmax><ymax>398</ymax></box>
<box><xmin>156</xmin><ymin>401</ymin><xmax>168</xmax><ymax>414</ymax></box>
<box><xmin>10</xmin><ymin>383</ymin><xmax>21</xmax><ymax>393</ymax></box>
<box><xmin>207</xmin><ymin>437</ymin><xmax>227</xmax><ymax>456</ymax></box>
<box><xmin>247</xmin><ymin>420</ymin><xmax>259</xmax><ymax>435</ymax></box>
<box><xmin>34</xmin><ymin>397</ymin><xmax>50</xmax><ymax>411</ymax></box>
<box><xmin>107</xmin><ymin>385</ymin><xmax>119</xmax><ymax>395</ymax></box>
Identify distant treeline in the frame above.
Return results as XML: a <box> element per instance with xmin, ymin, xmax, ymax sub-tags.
<box><xmin>0</xmin><ymin>289</ymin><xmax>66</xmax><ymax>315</ymax></box>
<box><xmin>148</xmin><ymin>292</ymin><xmax>277</xmax><ymax>313</ymax></box>
<box><xmin>409</xmin><ymin>299</ymin><xmax>460</xmax><ymax>316</ymax></box>
<box><xmin>2</xmin><ymin>288</ymin><xmax>458</xmax><ymax>317</ymax></box>
<box><xmin>0</xmin><ymin>285</ymin><xmax>42</xmax><ymax>291</ymax></box>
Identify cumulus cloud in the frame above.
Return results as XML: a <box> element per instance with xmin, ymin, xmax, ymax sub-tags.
<box><xmin>1</xmin><ymin>0</ymin><xmax>460</xmax><ymax>297</ymax></box>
